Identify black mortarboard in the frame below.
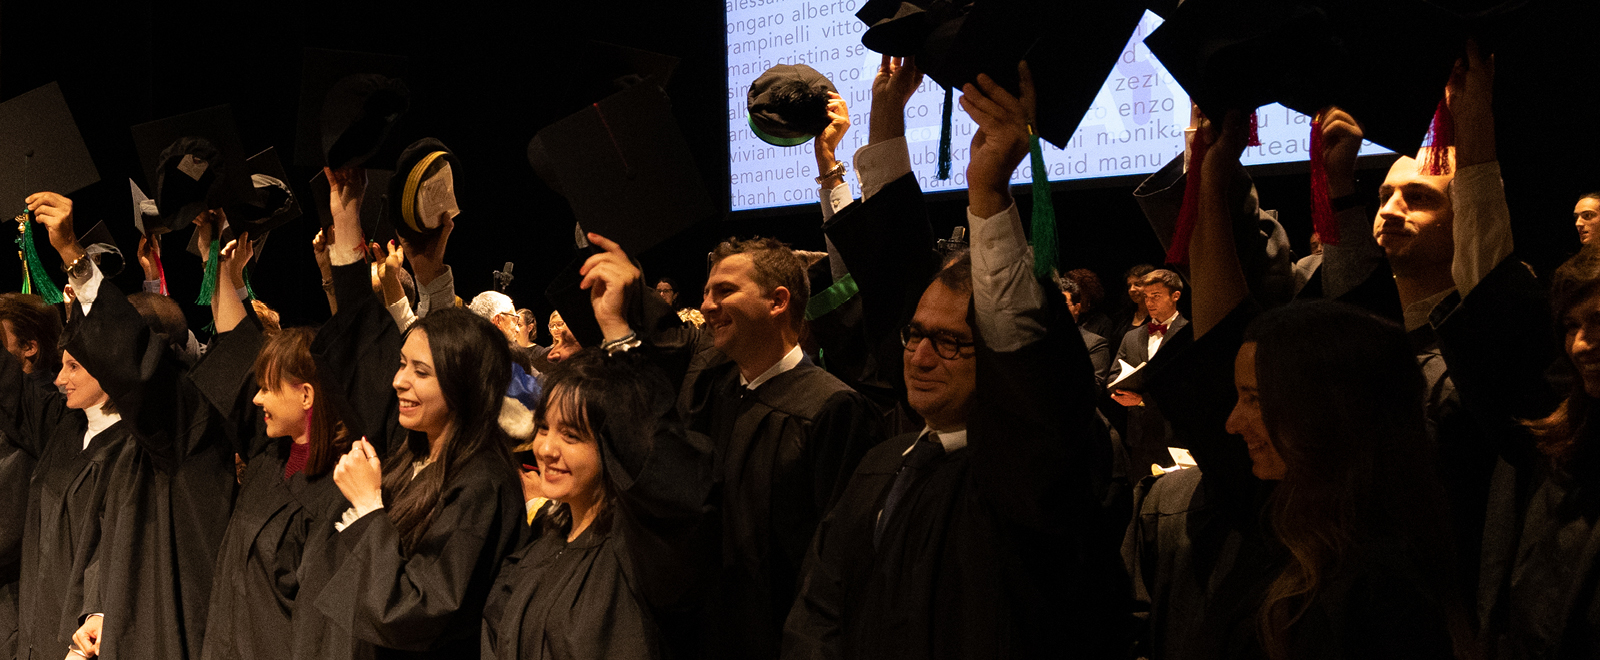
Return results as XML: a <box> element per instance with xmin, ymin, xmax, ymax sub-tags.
<box><xmin>1144</xmin><ymin>0</ymin><xmax>1464</xmax><ymax>156</ymax></box>
<box><xmin>387</xmin><ymin>139</ymin><xmax>458</xmax><ymax>242</ymax></box>
<box><xmin>0</xmin><ymin>82</ymin><xmax>100</xmax><ymax>212</ymax></box>
<box><xmin>528</xmin><ymin>81</ymin><xmax>714</xmax><ymax>255</ymax></box>
<box><xmin>295</xmin><ymin>48</ymin><xmax>410</xmax><ymax>170</ymax></box>
<box><xmin>130</xmin><ymin>105</ymin><xmax>255</xmax><ymax>235</ymax></box>
<box><xmin>226</xmin><ymin>147</ymin><xmax>303</xmax><ymax>238</ymax></box>
<box><xmin>746</xmin><ymin>64</ymin><xmax>838</xmax><ymax>147</ymax></box>
<box><xmin>130</xmin><ymin>179</ymin><xmax>159</xmax><ymax>235</ymax></box>
<box><xmin>856</xmin><ymin>0</ymin><xmax>1145</xmax><ymax>148</ymax></box>
<box><xmin>77</xmin><ymin>220</ymin><xmax>125</xmax><ymax>278</ymax></box>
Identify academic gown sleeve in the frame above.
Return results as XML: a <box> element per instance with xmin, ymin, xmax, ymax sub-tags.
<box><xmin>312</xmin><ymin>262</ymin><xmax>407</xmax><ymax>457</ymax></box>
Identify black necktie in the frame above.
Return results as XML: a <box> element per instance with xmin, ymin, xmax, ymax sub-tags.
<box><xmin>874</xmin><ymin>433</ymin><xmax>945</xmax><ymax>548</ymax></box>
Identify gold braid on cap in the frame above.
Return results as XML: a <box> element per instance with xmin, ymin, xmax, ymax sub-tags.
<box><xmin>400</xmin><ymin>151</ymin><xmax>449</xmax><ymax>233</ymax></box>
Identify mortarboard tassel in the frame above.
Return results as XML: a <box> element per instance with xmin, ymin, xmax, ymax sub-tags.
<box><xmin>1027</xmin><ymin>126</ymin><xmax>1058</xmax><ymax>278</ymax></box>
<box><xmin>151</xmin><ymin>246</ymin><xmax>170</xmax><ymax>296</ymax></box>
<box><xmin>194</xmin><ymin>234</ymin><xmax>222</xmax><ymax>306</ymax></box>
<box><xmin>1247</xmin><ymin>110</ymin><xmax>1261</xmax><ymax>147</ymax></box>
<box><xmin>15</xmin><ymin>214</ymin><xmax>64</xmax><ymax>304</ymax></box>
<box><xmin>1165</xmin><ymin>133</ymin><xmax>1211</xmax><ymax>265</ymax></box>
<box><xmin>937</xmin><ymin>87</ymin><xmax>954</xmax><ymax>180</ymax></box>
<box><xmin>1422</xmin><ymin>98</ymin><xmax>1453</xmax><ymax>176</ymax></box>
<box><xmin>241</xmin><ymin>264</ymin><xmax>256</xmax><ymax>301</ymax></box>
<box><xmin>1308</xmin><ymin>117</ymin><xmax>1339</xmax><ymax>245</ymax></box>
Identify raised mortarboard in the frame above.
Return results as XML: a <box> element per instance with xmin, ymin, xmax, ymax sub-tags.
<box><xmin>309</xmin><ymin>168</ymin><xmax>396</xmax><ymax>246</ymax></box>
<box><xmin>130</xmin><ymin>105</ymin><xmax>255</xmax><ymax>235</ymax></box>
<box><xmin>527</xmin><ymin>81</ymin><xmax>714</xmax><ymax>256</ymax></box>
<box><xmin>1143</xmin><ymin>0</ymin><xmax>1462</xmax><ymax>262</ymax></box>
<box><xmin>746</xmin><ymin>64</ymin><xmax>838</xmax><ymax>147</ymax></box>
<box><xmin>856</xmin><ymin>0</ymin><xmax>1145</xmax><ymax>149</ymax></box>
<box><xmin>0</xmin><ymin>82</ymin><xmax>101</xmax><ymax>213</ymax></box>
<box><xmin>77</xmin><ymin>220</ymin><xmax>125</xmax><ymax>279</ymax></box>
<box><xmin>227</xmin><ymin>147</ymin><xmax>303</xmax><ymax>238</ymax></box>
<box><xmin>387</xmin><ymin>139</ymin><xmax>458</xmax><ymax>243</ymax></box>
<box><xmin>295</xmin><ymin>48</ymin><xmax>410</xmax><ymax>170</ymax></box>
<box><xmin>1143</xmin><ymin>0</ymin><xmax>1463</xmax><ymax>157</ymax></box>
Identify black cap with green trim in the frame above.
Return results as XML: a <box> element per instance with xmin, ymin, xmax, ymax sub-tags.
<box><xmin>746</xmin><ymin>64</ymin><xmax>837</xmax><ymax>147</ymax></box>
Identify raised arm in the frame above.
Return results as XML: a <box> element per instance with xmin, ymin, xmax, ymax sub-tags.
<box><xmin>1188</xmin><ymin>110</ymin><xmax>1252</xmax><ymax>338</ymax></box>
<box><xmin>210</xmin><ymin>230</ymin><xmax>252</xmax><ymax>334</ymax></box>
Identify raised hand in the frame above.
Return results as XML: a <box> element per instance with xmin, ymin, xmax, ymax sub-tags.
<box><xmin>24</xmin><ymin>192</ymin><xmax>84</xmax><ymax>264</ymax></box>
<box><xmin>138</xmin><ymin>234</ymin><xmax>163</xmax><ymax>281</ymax></box>
<box><xmin>398</xmin><ymin>213</ymin><xmax>453</xmax><ymax>286</ymax></box>
<box><xmin>312</xmin><ymin>227</ymin><xmax>334</xmax><ymax>279</ymax></box>
<box><xmin>870</xmin><ymin>55</ymin><xmax>924</xmax><ymax>143</ymax></box>
<box><xmin>220</xmin><ymin>232</ymin><xmax>252</xmax><ymax>287</ymax></box>
<box><xmin>960</xmin><ymin>62</ymin><xmax>1036</xmax><ymax>219</ymax></box>
<box><xmin>815</xmin><ymin>92</ymin><xmax>851</xmax><ymax>188</ymax></box>
<box><xmin>578</xmin><ymin>232</ymin><xmax>641</xmax><ymax>342</ymax></box>
<box><xmin>1316</xmin><ymin>106</ymin><xmax>1364</xmax><ymax>197</ymax></box>
<box><xmin>193</xmin><ymin>209</ymin><xmax>224</xmax><ymax>263</ymax></box>
<box><xmin>1447</xmin><ymin>39</ymin><xmax>1495</xmax><ymax>168</ymax></box>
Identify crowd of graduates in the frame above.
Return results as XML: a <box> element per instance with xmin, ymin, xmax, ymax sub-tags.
<box><xmin>2</xmin><ymin>2</ymin><xmax>1599</xmax><ymax>659</ymax></box>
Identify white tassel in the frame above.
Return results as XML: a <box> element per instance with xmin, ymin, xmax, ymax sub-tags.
<box><xmin>498</xmin><ymin>396</ymin><xmax>535</xmax><ymax>441</ymax></box>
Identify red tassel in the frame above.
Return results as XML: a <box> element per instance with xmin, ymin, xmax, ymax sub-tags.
<box><xmin>1165</xmin><ymin>135</ymin><xmax>1212</xmax><ymax>265</ymax></box>
<box><xmin>1309</xmin><ymin>118</ymin><xmax>1338</xmax><ymax>245</ymax></box>
<box><xmin>1246</xmin><ymin>110</ymin><xmax>1261</xmax><ymax>147</ymax></box>
<box><xmin>152</xmin><ymin>248</ymin><xmax>169</xmax><ymax>296</ymax></box>
<box><xmin>1422</xmin><ymin>98</ymin><xmax>1453</xmax><ymax>176</ymax></box>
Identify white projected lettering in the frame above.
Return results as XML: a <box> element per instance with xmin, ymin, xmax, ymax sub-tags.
<box><xmin>726</xmin><ymin>6</ymin><xmax>1393</xmax><ymax>212</ymax></box>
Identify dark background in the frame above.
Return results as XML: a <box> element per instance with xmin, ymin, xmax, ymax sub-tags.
<box><xmin>1</xmin><ymin>0</ymin><xmax>1596</xmax><ymax>340</ymax></box>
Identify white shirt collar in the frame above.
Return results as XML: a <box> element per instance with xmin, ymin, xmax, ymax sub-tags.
<box><xmin>741</xmin><ymin>345</ymin><xmax>805</xmax><ymax>390</ymax></box>
<box><xmin>83</xmin><ymin>400</ymin><xmax>121</xmax><ymax>450</ymax></box>
<box><xmin>910</xmin><ymin>425</ymin><xmax>968</xmax><ymax>453</ymax></box>
<box><xmin>1152</xmin><ymin>310</ymin><xmax>1180</xmax><ymax>327</ymax></box>
<box><xmin>1404</xmin><ymin>287</ymin><xmax>1455</xmax><ymax>332</ymax></box>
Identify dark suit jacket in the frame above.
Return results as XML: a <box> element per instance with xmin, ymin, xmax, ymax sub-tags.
<box><xmin>1081</xmin><ymin>328</ymin><xmax>1111</xmax><ymax>390</ymax></box>
<box><xmin>1113</xmin><ymin>314</ymin><xmax>1190</xmax><ymax>382</ymax></box>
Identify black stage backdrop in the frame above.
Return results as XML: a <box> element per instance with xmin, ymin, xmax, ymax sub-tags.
<box><xmin>1</xmin><ymin>0</ymin><xmax>1596</xmax><ymax>338</ymax></box>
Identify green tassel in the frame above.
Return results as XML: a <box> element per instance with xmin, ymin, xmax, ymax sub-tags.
<box><xmin>194</xmin><ymin>234</ymin><xmax>222</xmax><ymax>306</ymax></box>
<box><xmin>937</xmin><ymin>87</ymin><xmax>954</xmax><ymax>180</ymax></box>
<box><xmin>1028</xmin><ymin>132</ymin><xmax>1058</xmax><ymax>279</ymax></box>
<box><xmin>241</xmin><ymin>264</ymin><xmax>256</xmax><ymax>301</ymax></box>
<box><xmin>16</xmin><ymin>214</ymin><xmax>63</xmax><ymax>304</ymax></box>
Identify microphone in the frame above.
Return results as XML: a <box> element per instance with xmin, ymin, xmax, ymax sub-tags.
<box><xmin>493</xmin><ymin>262</ymin><xmax>515</xmax><ymax>292</ymax></box>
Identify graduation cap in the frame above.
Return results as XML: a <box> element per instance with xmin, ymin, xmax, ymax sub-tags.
<box><xmin>527</xmin><ymin>80</ymin><xmax>714</xmax><ymax>256</ymax></box>
<box><xmin>226</xmin><ymin>147</ymin><xmax>303</xmax><ymax>238</ymax></box>
<box><xmin>295</xmin><ymin>48</ymin><xmax>410</xmax><ymax>169</ymax></box>
<box><xmin>309</xmin><ymin>168</ymin><xmax>396</xmax><ymax>246</ymax></box>
<box><xmin>856</xmin><ymin>0</ymin><xmax>1146</xmax><ymax>149</ymax></box>
<box><xmin>387</xmin><ymin>139</ymin><xmax>458</xmax><ymax>242</ymax></box>
<box><xmin>0</xmin><ymin>81</ymin><xmax>100</xmax><ymax>212</ymax></box>
<box><xmin>77</xmin><ymin>221</ymin><xmax>125</xmax><ymax>279</ymax></box>
<box><xmin>130</xmin><ymin>105</ymin><xmax>256</xmax><ymax>235</ymax></box>
<box><xmin>746</xmin><ymin>64</ymin><xmax>838</xmax><ymax>147</ymax></box>
<box><xmin>1143</xmin><ymin>0</ymin><xmax>1464</xmax><ymax>157</ymax></box>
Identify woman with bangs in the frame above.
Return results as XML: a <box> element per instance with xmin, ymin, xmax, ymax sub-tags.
<box><xmin>289</xmin><ymin>167</ymin><xmax>530</xmax><ymax>659</ymax></box>
<box><xmin>200</xmin><ymin>326</ymin><xmax>353</xmax><ymax>660</ymax></box>
<box><xmin>481</xmin><ymin>233</ymin><xmax>713</xmax><ymax>660</ymax></box>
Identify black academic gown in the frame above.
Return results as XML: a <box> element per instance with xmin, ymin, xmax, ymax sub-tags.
<box><xmin>481</xmin><ymin>361</ymin><xmax>714</xmax><ymax>660</ymax></box>
<box><xmin>0</xmin><ymin>365</ymin><xmax>67</xmax><ymax>658</ymax></box>
<box><xmin>0</xmin><ymin>349</ymin><xmax>138</xmax><ymax>660</ymax></box>
<box><xmin>293</xmin><ymin>262</ymin><xmax>526</xmax><ymax>659</ymax></box>
<box><xmin>196</xmin><ymin>318</ymin><xmax>354</xmax><ymax>660</ymax></box>
<box><xmin>66</xmin><ymin>280</ymin><xmax>243</xmax><ymax>660</ymax></box>
<box><xmin>784</xmin><ymin>280</ymin><xmax>1124</xmax><ymax>660</ymax></box>
<box><xmin>1127</xmin><ymin>303</ymin><xmax>1457</xmax><ymax>660</ymax></box>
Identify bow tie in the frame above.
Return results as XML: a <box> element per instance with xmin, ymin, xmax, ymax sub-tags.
<box><xmin>1148</xmin><ymin>322</ymin><xmax>1168</xmax><ymax>336</ymax></box>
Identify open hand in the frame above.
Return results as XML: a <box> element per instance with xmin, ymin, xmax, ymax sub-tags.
<box><xmin>870</xmin><ymin>55</ymin><xmax>924</xmax><ymax>143</ymax></box>
<box><xmin>219</xmin><ymin>232</ymin><xmax>252</xmax><ymax>288</ymax></box>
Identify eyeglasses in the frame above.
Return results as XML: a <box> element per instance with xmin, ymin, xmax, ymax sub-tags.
<box><xmin>900</xmin><ymin>325</ymin><xmax>976</xmax><ymax>360</ymax></box>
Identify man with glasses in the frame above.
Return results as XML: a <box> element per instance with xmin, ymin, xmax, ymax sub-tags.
<box><xmin>785</xmin><ymin>63</ymin><xmax>1120</xmax><ymax>660</ymax></box>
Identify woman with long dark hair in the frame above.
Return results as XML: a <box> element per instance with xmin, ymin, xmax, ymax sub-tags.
<box><xmin>200</xmin><ymin>325</ymin><xmax>353</xmax><ymax>660</ymax></box>
<box><xmin>481</xmin><ymin>348</ymin><xmax>712</xmax><ymax>659</ymax></box>
<box><xmin>292</xmin><ymin>167</ymin><xmax>527</xmax><ymax>658</ymax></box>
<box><xmin>1227</xmin><ymin>301</ymin><xmax>1461</xmax><ymax>659</ymax></box>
